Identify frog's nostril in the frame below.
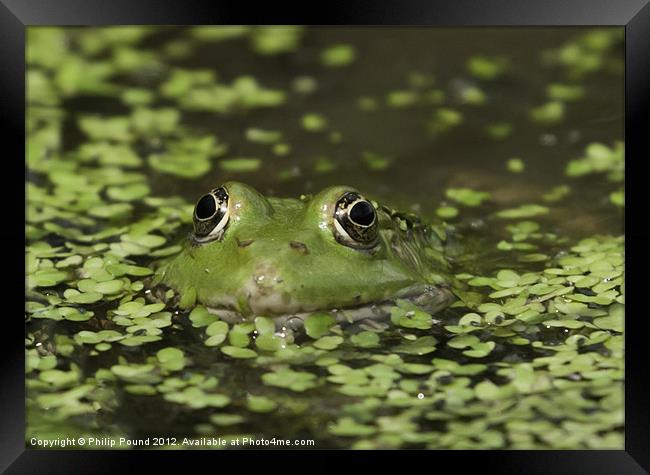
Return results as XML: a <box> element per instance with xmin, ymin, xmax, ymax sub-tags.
<box><xmin>236</xmin><ymin>238</ymin><xmax>254</xmax><ymax>248</ymax></box>
<box><xmin>289</xmin><ymin>241</ymin><xmax>309</xmax><ymax>255</ymax></box>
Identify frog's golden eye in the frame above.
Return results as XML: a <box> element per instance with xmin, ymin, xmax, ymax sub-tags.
<box><xmin>193</xmin><ymin>187</ymin><xmax>230</xmax><ymax>242</ymax></box>
<box><xmin>333</xmin><ymin>192</ymin><xmax>379</xmax><ymax>249</ymax></box>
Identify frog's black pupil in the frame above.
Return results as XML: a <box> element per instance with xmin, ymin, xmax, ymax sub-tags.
<box><xmin>196</xmin><ymin>194</ymin><xmax>216</xmax><ymax>220</ymax></box>
<box><xmin>349</xmin><ymin>201</ymin><xmax>375</xmax><ymax>226</ymax></box>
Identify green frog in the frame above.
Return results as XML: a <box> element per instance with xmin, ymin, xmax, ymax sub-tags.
<box><xmin>157</xmin><ymin>181</ymin><xmax>457</xmax><ymax>328</ymax></box>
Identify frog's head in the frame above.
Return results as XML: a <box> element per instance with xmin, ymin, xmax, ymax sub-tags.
<box><xmin>159</xmin><ymin>181</ymin><xmax>452</xmax><ymax>320</ymax></box>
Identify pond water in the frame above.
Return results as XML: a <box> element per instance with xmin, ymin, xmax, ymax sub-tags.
<box><xmin>26</xmin><ymin>26</ymin><xmax>624</xmax><ymax>449</ymax></box>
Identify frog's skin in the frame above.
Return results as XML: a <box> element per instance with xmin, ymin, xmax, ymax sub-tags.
<box><xmin>157</xmin><ymin>181</ymin><xmax>455</xmax><ymax>327</ymax></box>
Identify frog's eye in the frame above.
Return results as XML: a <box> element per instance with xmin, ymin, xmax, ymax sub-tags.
<box><xmin>333</xmin><ymin>192</ymin><xmax>379</xmax><ymax>249</ymax></box>
<box><xmin>193</xmin><ymin>187</ymin><xmax>230</xmax><ymax>242</ymax></box>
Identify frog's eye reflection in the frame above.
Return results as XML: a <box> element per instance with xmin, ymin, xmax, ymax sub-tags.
<box><xmin>193</xmin><ymin>187</ymin><xmax>230</xmax><ymax>243</ymax></box>
<box><xmin>333</xmin><ymin>192</ymin><xmax>379</xmax><ymax>249</ymax></box>
<box><xmin>349</xmin><ymin>201</ymin><xmax>375</xmax><ymax>226</ymax></box>
<box><xmin>195</xmin><ymin>194</ymin><xmax>217</xmax><ymax>220</ymax></box>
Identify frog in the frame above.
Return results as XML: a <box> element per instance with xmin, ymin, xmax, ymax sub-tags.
<box><xmin>156</xmin><ymin>181</ymin><xmax>458</xmax><ymax>329</ymax></box>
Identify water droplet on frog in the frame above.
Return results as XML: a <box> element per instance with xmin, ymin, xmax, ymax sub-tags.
<box><xmin>417</xmin><ymin>393</ymin><xmax>424</xmax><ymax>400</ymax></box>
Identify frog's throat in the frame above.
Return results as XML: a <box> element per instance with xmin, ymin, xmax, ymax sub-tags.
<box><xmin>205</xmin><ymin>283</ymin><xmax>455</xmax><ymax>328</ymax></box>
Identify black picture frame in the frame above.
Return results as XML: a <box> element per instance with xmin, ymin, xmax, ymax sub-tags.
<box><xmin>5</xmin><ymin>0</ymin><xmax>649</xmax><ymax>472</ymax></box>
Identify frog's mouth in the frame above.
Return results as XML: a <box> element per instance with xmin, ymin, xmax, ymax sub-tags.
<box><xmin>205</xmin><ymin>282</ymin><xmax>455</xmax><ymax>330</ymax></box>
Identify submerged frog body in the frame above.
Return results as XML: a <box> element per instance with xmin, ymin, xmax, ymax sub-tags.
<box><xmin>158</xmin><ymin>181</ymin><xmax>456</xmax><ymax>327</ymax></box>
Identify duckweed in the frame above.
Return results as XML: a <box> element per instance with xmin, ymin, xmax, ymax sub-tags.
<box><xmin>245</xmin><ymin>128</ymin><xmax>282</xmax><ymax>144</ymax></box>
<box><xmin>529</xmin><ymin>101</ymin><xmax>565</xmax><ymax>125</ymax></box>
<box><xmin>301</xmin><ymin>113</ymin><xmax>328</xmax><ymax>132</ymax></box>
<box><xmin>542</xmin><ymin>185</ymin><xmax>571</xmax><ymax>202</ymax></box>
<box><xmin>219</xmin><ymin>158</ymin><xmax>262</xmax><ymax>173</ymax></box>
<box><xmin>445</xmin><ymin>188</ymin><xmax>490</xmax><ymax>207</ymax></box>
<box><xmin>428</xmin><ymin>108</ymin><xmax>463</xmax><ymax>133</ymax></box>
<box><xmin>250</xmin><ymin>26</ymin><xmax>303</xmax><ymax>55</ymax></box>
<box><xmin>221</xmin><ymin>346</ymin><xmax>258</xmax><ymax>359</ymax></box>
<box><xmin>484</xmin><ymin>122</ymin><xmax>513</xmax><ymax>140</ymax></box>
<box><xmin>262</xmin><ymin>368</ymin><xmax>319</xmax><ymax>392</ymax></box>
<box><xmin>497</xmin><ymin>204</ymin><xmax>549</xmax><ymax>219</ymax></box>
<box><xmin>541</xmin><ymin>28</ymin><xmax>623</xmax><ymax>79</ymax></box>
<box><xmin>506</xmin><ymin>158</ymin><xmax>525</xmax><ymax>173</ymax></box>
<box><xmin>321</xmin><ymin>44</ymin><xmax>356</xmax><ymax>67</ymax></box>
<box><xmin>466</xmin><ymin>55</ymin><xmax>509</xmax><ymax>80</ymax></box>
<box><xmin>565</xmin><ymin>142</ymin><xmax>624</xmax><ymax>180</ymax></box>
<box><xmin>304</xmin><ymin>313</ymin><xmax>336</xmax><ymax>339</ymax></box>
<box><xmin>609</xmin><ymin>189</ymin><xmax>624</xmax><ymax>207</ymax></box>
<box><xmin>362</xmin><ymin>152</ymin><xmax>392</xmax><ymax>171</ymax></box>
<box><xmin>436</xmin><ymin>206</ymin><xmax>459</xmax><ymax>219</ymax></box>
<box><xmin>546</xmin><ymin>83</ymin><xmax>585</xmax><ymax>102</ymax></box>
